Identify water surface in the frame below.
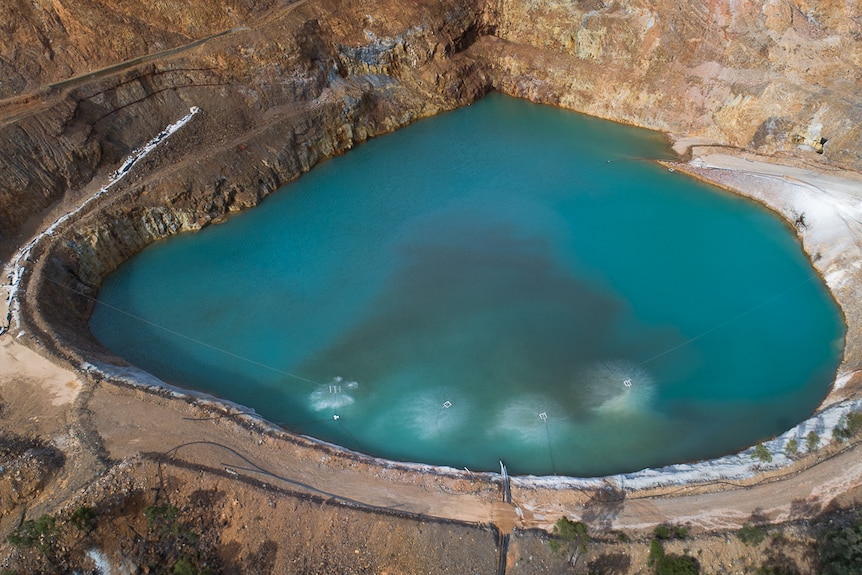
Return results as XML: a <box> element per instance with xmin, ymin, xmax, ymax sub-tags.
<box><xmin>91</xmin><ymin>94</ymin><xmax>844</xmax><ymax>476</ymax></box>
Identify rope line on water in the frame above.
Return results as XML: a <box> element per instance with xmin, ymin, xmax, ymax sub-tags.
<box><xmin>42</xmin><ymin>275</ymin><xmax>324</xmax><ymax>388</ymax></box>
<box><xmin>541</xmin><ymin>414</ymin><xmax>557</xmax><ymax>475</ymax></box>
<box><xmin>334</xmin><ymin>416</ymin><xmax>364</xmax><ymax>452</ymax></box>
<box><xmin>639</xmin><ymin>273</ymin><xmax>820</xmax><ymax>366</ymax></box>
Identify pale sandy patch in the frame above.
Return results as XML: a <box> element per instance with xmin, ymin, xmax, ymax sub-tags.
<box><xmin>0</xmin><ymin>338</ymin><xmax>82</xmax><ymax>406</ymax></box>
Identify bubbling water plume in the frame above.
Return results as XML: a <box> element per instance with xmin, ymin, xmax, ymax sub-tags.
<box><xmin>579</xmin><ymin>360</ymin><xmax>657</xmax><ymax>414</ymax></box>
<box><xmin>309</xmin><ymin>376</ymin><xmax>358</xmax><ymax>411</ymax></box>
<box><xmin>390</xmin><ymin>389</ymin><xmax>470</xmax><ymax>440</ymax></box>
<box><xmin>493</xmin><ymin>394</ymin><xmax>571</xmax><ymax>446</ymax></box>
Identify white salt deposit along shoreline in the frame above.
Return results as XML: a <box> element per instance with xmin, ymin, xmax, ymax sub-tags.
<box><xmin>0</xmin><ymin>107</ymin><xmax>200</xmax><ymax>336</ymax></box>
<box><xmin>4</xmin><ymin>117</ymin><xmax>862</xmax><ymax>498</ymax></box>
<box><xmin>512</xmin><ymin>397</ymin><xmax>862</xmax><ymax>491</ymax></box>
<box><xmin>513</xmin><ymin>152</ymin><xmax>862</xmax><ymax>492</ymax></box>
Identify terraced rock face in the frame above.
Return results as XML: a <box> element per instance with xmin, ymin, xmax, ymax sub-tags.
<box><xmin>485</xmin><ymin>0</ymin><xmax>862</xmax><ymax>161</ymax></box>
<box><xmin>1</xmin><ymin>0</ymin><xmax>861</xmax><ymax>361</ymax></box>
<box><xmin>2</xmin><ymin>0</ymin><xmax>861</xmax><ymax>250</ymax></box>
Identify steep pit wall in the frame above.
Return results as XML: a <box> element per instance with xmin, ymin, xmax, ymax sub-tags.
<box><xmin>5</xmin><ymin>0</ymin><xmax>862</xmax><ymax>251</ymax></box>
<box><xmin>472</xmin><ymin>0</ymin><xmax>862</xmax><ymax>168</ymax></box>
<box><xmin>0</xmin><ymin>0</ymin><xmax>493</xmax><ymax>248</ymax></box>
<box><xmin>0</xmin><ymin>0</ymin><xmax>280</xmax><ymax>100</ymax></box>
<box><xmin>12</xmin><ymin>0</ymin><xmax>493</xmax><ymax>363</ymax></box>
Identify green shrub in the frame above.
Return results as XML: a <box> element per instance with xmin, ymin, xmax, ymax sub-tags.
<box><xmin>649</xmin><ymin>539</ymin><xmax>664</xmax><ymax>566</ymax></box>
<box><xmin>806</xmin><ymin>431</ymin><xmax>820</xmax><ymax>452</ymax></box>
<box><xmin>553</xmin><ymin>516</ymin><xmax>589</xmax><ymax>551</ymax></box>
<box><xmin>145</xmin><ymin>504</ymin><xmax>179</xmax><ymax>531</ymax></box>
<box><xmin>833</xmin><ymin>412</ymin><xmax>862</xmax><ymax>442</ymax></box>
<box><xmin>69</xmin><ymin>505</ymin><xmax>97</xmax><ymax>532</ymax></box>
<box><xmin>737</xmin><ymin>523</ymin><xmax>767</xmax><ymax>546</ymax></box>
<box><xmin>649</xmin><ymin>539</ymin><xmax>699</xmax><ymax>574</ymax></box>
<box><xmin>755</xmin><ymin>564</ymin><xmax>795</xmax><ymax>575</ymax></box>
<box><xmin>7</xmin><ymin>515</ymin><xmax>61</xmax><ymax>556</ymax></box>
<box><xmin>784</xmin><ymin>438</ymin><xmax>798</xmax><ymax>458</ymax></box>
<box><xmin>552</xmin><ymin>516</ymin><xmax>590</xmax><ymax>566</ymax></box>
<box><xmin>614</xmin><ymin>530</ymin><xmax>630</xmax><ymax>543</ymax></box>
<box><xmin>654</xmin><ymin>554</ymin><xmax>700</xmax><ymax>575</ymax></box>
<box><xmin>817</xmin><ymin>516</ymin><xmax>862</xmax><ymax>575</ymax></box>
<box><xmin>654</xmin><ymin>524</ymin><xmax>688</xmax><ymax>540</ymax></box>
<box><xmin>752</xmin><ymin>443</ymin><xmax>773</xmax><ymax>463</ymax></box>
<box><xmin>172</xmin><ymin>556</ymin><xmax>211</xmax><ymax>575</ymax></box>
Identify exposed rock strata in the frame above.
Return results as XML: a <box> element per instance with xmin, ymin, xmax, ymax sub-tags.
<box><xmin>3</xmin><ymin>0</ymin><xmax>862</xmax><ymax>252</ymax></box>
<box><xmin>483</xmin><ymin>0</ymin><xmax>862</xmax><ymax>172</ymax></box>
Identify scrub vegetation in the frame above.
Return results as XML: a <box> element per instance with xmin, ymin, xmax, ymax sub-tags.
<box><xmin>815</xmin><ymin>512</ymin><xmax>862</xmax><ymax>575</ymax></box>
<box><xmin>806</xmin><ymin>431</ymin><xmax>820</xmax><ymax>452</ymax></box>
<box><xmin>5</xmin><ymin>502</ymin><xmax>214</xmax><ymax>574</ymax></box>
<box><xmin>550</xmin><ymin>516</ymin><xmax>590</xmax><ymax>568</ymax></box>
<box><xmin>752</xmin><ymin>443</ymin><xmax>773</xmax><ymax>463</ymax></box>
<box><xmin>648</xmin><ymin>538</ymin><xmax>700</xmax><ymax>575</ymax></box>
<box><xmin>833</xmin><ymin>411</ymin><xmax>862</xmax><ymax>443</ymax></box>
<box><xmin>653</xmin><ymin>524</ymin><xmax>688</xmax><ymax>540</ymax></box>
<box><xmin>737</xmin><ymin>523</ymin><xmax>768</xmax><ymax>546</ymax></box>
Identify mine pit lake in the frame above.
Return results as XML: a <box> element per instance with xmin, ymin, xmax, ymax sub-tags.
<box><xmin>90</xmin><ymin>94</ymin><xmax>844</xmax><ymax>476</ymax></box>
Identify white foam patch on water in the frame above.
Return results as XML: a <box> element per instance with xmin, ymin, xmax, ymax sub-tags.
<box><xmin>493</xmin><ymin>394</ymin><xmax>571</xmax><ymax>446</ymax></box>
<box><xmin>399</xmin><ymin>389</ymin><xmax>471</xmax><ymax>440</ymax></box>
<box><xmin>308</xmin><ymin>377</ymin><xmax>356</xmax><ymax>411</ymax></box>
<box><xmin>580</xmin><ymin>360</ymin><xmax>657</xmax><ymax>414</ymax></box>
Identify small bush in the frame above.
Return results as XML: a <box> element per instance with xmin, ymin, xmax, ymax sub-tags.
<box><xmin>649</xmin><ymin>539</ymin><xmax>664</xmax><ymax>566</ymax></box>
<box><xmin>806</xmin><ymin>431</ymin><xmax>820</xmax><ymax>452</ymax></box>
<box><xmin>649</xmin><ymin>539</ymin><xmax>699</xmax><ymax>574</ymax></box>
<box><xmin>737</xmin><ymin>523</ymin><xmax>767</xmax><ymax>546</ymax></box>
<box><xmin>755</xmin><ymin>563</ymin><xmax>796</xmax><ymax>575</ymax></box>
<box><xmin>69</xmin><ymin>505</ymin><xmax>97</xmax><ymax>532</ymax></box>
<box><xmin>654</xmin><ymin>554</ymin><xmax>700</xmax><ymax>575</ymax></box>
<box><xmin>614</xmin><ymin>530</ymin><xmax>630</xmax><ymax>543</ymax></box>
<box><xmin>752</xmin><ymin>443</ymin><xmax>773</xmax><ymax>463</ymax></box>
<box><xmin>784</xmin><ymin>439</ymin><xmax>798</xmax><ymax>458</ymax></box>
<box><xmin>7</xmin><ymin>515</ymin><xmax>61</xmax><ymax>556</ymax></box>
<box><xmin>833</xmin><ymin>411</ymin><xmax>862</xmax><ymax>442</ymax></box>
<box><xmin>551</xmin><ymin>516</ymin><xmax>590</xmax><ymax>566</ymax></box>
<box><xmin>172</xmin><ymin>556</ymin><xmax>211</xmax><ymax>575</ymax></box>
<box><xmin>145</xmin><ymin>504</ymin><xmax>179</xmax><ymax>531</ymax></box>
<box><xmin>817</xmin><ymin>515</ymin><xmax>862</xmax><ymax>575</ymax></box>
<box><xmin>654</xmin><ymin>524</ymin><xmax>688</xmax><ymax>540</ymax></box>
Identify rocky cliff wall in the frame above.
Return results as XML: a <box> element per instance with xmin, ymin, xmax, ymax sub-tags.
<box><xmin>477</xmin><ymin>0</ymin><xmax>862</xmax><ymax>166</ymax></box>
<box><xmin>10</xmin><ymin>0</ymin><xmax>491</xmax><ymax>355</ymax></box>
<box><xmin>2</xmin><ymin>0</ymin><xmax>861</xmax><ymax>362</ymax></box>
<box><xmin>0</xmin><ymin>0</ymin><xmax>492</xmax><ymax>248</ymax></box>
<box><xmin>4</xmin><ymin>0</ymin><xmax>862</xmax><ymax>249</ymax></box>
<box><xmin>0</xmin><ymin>0</ymin><xmax>280</xmax><ymax>99</ymax></box>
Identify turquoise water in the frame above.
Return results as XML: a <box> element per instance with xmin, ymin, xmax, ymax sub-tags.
<box><xmin>90</xmin><ymin>94</ymin><xmax>844</xmax><ymax>476</ymax></box>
